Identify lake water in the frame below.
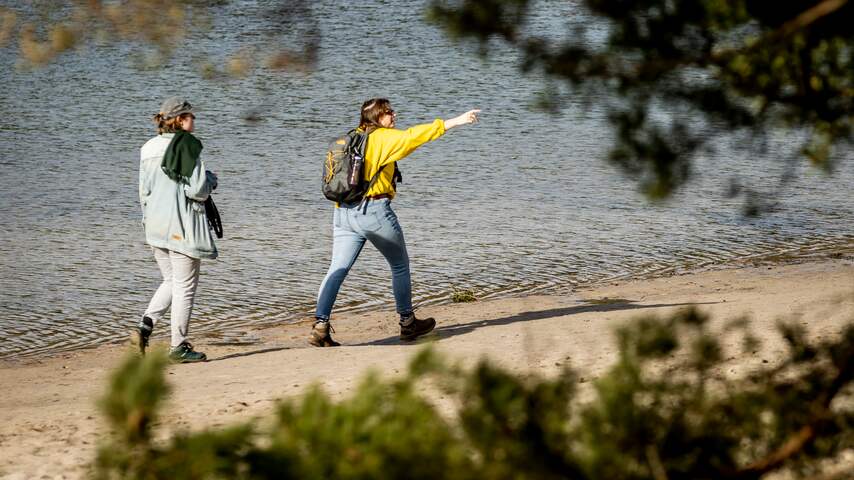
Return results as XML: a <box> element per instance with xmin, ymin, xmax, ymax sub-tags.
<box><xmin>1</xmin><ymin>0</ymin><xmax>852</xmax><ymax>360</ymax></box>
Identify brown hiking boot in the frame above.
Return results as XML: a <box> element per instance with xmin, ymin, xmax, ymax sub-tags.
<box><xmin>309</xmin><ymin>320</ymin><xmax>341</xmax><ymax>347</ymax></box>
<box><xmin>399</xmin><ymin>314</ymin><xmax>436</xmax><ymax>342</ymax></box>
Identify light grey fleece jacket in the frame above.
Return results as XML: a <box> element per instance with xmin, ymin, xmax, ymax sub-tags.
<box><xmin>139</xmin><ymin>133</ymin><xmax>218</xmax><ymax>259</ymax></box>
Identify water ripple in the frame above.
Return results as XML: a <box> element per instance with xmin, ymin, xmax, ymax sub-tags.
<box><xmin>1</xmin><ymin>1</ymin><xmax>853</xmax><ymax>359</ymax></box>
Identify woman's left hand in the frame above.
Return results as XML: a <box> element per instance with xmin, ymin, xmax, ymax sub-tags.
<box><xmin>206</xmin><ymin>170</ymin><xmax>218</xmax><ymax>191</ymax></box>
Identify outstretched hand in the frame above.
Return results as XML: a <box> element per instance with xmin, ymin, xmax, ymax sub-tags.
<box><xmin>445</xmin><ymin>109</ymin><xmax>482</xmax><ymax>130</ymax></box>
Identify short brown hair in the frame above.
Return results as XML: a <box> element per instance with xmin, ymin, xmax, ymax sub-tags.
<box><xmin>359</xmin><ymin>98</ymin><xmax>392</xmax><ymax>131</ymax></box>
<box><xmin>153</xmin><ymin>113</ymin><xmax>190</xmax><ymax>134</ymax></box>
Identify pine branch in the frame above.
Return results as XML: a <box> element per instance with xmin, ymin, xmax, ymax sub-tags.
<box><xmin>724</xmin><ymin>345</ymin><xmax>854</xmax><ymax>478</ymax></box>
<box><xmin>777</xmin><ymin>0</ymin><xmax>849</xmax><ymax>38</ymax></box>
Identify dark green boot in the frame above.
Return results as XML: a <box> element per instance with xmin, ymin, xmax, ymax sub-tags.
<box><xmin>130</xmin><ymin>316</ymin><xmax>154</xmax><ymax>355</ymax></box>
<box><xmin>169</xmin><ymin>342</ymin><xmax>207</xmax><ymax>363</ymax></box>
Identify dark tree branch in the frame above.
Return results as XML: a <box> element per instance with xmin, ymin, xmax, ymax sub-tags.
<box><xmin>725</xmin><ymin>345</ymin><xmax>854</xmax><ymax>478</ymax></box>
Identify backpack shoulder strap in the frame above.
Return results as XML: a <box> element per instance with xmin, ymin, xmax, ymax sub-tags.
<box><xmin>360</xmin><ymin>131</ymin><xmax>403</xmax><ymax>193</ymax></box>
<box><xmin>362</xmin><ymin>133</ymin><xmax>384</xmax><ymax>193</ymax></box>
<box><xmin>364</xmin><ymin>162</ymin><xmax>386</xmax><ymax>191</ymax></box>
<box><xmin>350</xmin><ymin>128</ymin><xmax>372</xmax><ymax>179</ymax></box>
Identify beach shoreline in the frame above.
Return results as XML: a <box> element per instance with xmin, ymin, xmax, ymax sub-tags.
<box><xmin>4</xmin><ymin>237</ymin><xmax>852</xmax><ymax>367</ymax></box>
<box><xmin>1</xmin><ymin>258</ymin><xmax>852</xmax><ymax>479</ymax></box>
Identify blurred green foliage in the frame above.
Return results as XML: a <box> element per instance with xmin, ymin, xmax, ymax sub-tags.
<box><xmin>99</xmin><ymin>347</ymin><xmax>169</xmax><ymax>445</ymax></box>
<box><xmin>1</xmin><ymin>0</ymin><xmax>317</xmax><ymax>74</ymax></box>
<box><xmin>95</xmin><ymin>309</ymin><xmax>854</xmax><ymax>479</ymax></box>
<box><xmin>428</xmin><ymin>0</ymin><xmax>853</xmax><ymax>204</ymax></box>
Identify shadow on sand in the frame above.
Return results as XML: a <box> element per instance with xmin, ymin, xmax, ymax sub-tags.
<box><xmin>208</xmin><ymin>346</ymin><xmax>292</xmax><ymax>363</ymax></box>
<box><xmin>352</xmin><ymin>299</ymin><xmax>718</xmax><ymax>347</ymax></box>
<box><xmin>206</xmin><ymin>299</ymin><xmax>718</xmax><ymax>361</ymax></box>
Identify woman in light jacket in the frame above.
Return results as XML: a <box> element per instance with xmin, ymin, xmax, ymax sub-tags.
<box><xmin>311</xmin><ymin>98</ymin><xmax>480</xmax><ymax>347</ymax></box>
<box><xmin>134</xmin><ymin>97</ymin><xmax>217</xmax><ymax>363</ymax></box>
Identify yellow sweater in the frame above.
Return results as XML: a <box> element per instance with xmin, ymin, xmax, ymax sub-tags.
<box><xmin>362</xmin><ymin>119</ymin><xmax>446</xmax><ymax>198</ymax></box>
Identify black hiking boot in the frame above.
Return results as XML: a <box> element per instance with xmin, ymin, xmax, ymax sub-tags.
<box><xmin>309</xmin><ymin>320</ymin><xmax>341</xmax><ymax>347</ymax></box>
<box><xmin>399</xmin><ymin>314</ymin><xmax>436</xmax><ymax>342</ymax></box>
<box><xmin>130</xmin><ymin>316</ymin><xmax>154</xmax><ymax>355</ymax></box>
<box><xmin>169</xmin><ymin>342</ymin><xmax>207</xmax><ymax>363</ymax></box>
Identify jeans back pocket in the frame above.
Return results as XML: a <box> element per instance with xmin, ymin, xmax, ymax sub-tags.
<box><xmin>353</xmin><ymin>208</ymin><xmax>384</xmax><ymax>232</ymax></box>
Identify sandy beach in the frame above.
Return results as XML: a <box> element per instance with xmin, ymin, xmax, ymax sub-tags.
<box><xmin>1</xmin><ymin>259</ymin><xmax>852</xmax><ymax>479</ymax></box>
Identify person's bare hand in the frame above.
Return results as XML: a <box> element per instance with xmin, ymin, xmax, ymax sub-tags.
<box><xmin>446</xmin><ymin>109</ymin><xmax>482</xmax><ymax>129</ymax></box>
<box><xmin>461</xmin><ymin>109</ymin><xmax>480</xmax><ymax>124</ymax></box>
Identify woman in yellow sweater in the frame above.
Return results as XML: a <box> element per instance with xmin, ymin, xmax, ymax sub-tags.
<box><xmin>311</xmin><ymin>98</ymin><xmax>480</xmax><ymax>347</ymax></box>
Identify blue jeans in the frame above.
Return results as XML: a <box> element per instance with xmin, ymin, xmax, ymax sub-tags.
<box><xmin>315</xmin><ymin>198</ymin><xmax>412</xmax><ymax>321</ymax></box>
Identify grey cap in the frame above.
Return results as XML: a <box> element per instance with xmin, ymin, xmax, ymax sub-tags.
<box><xmin>159</xmin><ymin>97</ymin><xmax>194</xmax><ymax>119</ymax></box>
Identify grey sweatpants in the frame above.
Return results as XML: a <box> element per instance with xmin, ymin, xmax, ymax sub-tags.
<box><xmin>144</xmin><ymin>247</ymin><xmax>201</xmax><ymax>347</ymax></box>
